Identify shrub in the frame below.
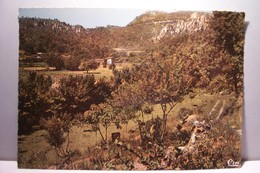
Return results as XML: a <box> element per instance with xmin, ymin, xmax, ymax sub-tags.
<box><xmin>79</xmin><ymin>60</ymin><xmax>100</xmax><ymax>73</ymax></box>
<box><xmin>40</xmin><ymin>112</ymin><xmax>74</xmax><ymax>157</ymax></box>
<box><xmin>108</xmin><ymin>63</ymin><xmax>116</xmax><ymax>70</ymax></box>
<box><xmin>49</xmin><ymin>75</ymin><xmax>111</xmax><ymax>114</ymax></box>
<box><xmin>18</xmin><ymin>71</ymin><xmax>52</xmax><ymax>135</ymax></box>
<box><xmin>45</xmin><ymin>53</ymin><xmax>64</xmax><ymax>70</ymax></box>
<box><xmin>102</xmin><ymin>59</ymin><xmax>107</xmax><ymax>68</ymax></box>
<box><xmin>178</xmin><ymin>108</ymin><xmax>193</xmax><ymax>120</ymax></box>
<box><xmin>209</xmin><ymin>75</ymin><xmax>229</xmax><ymax>93</ymax></box>
<box><xmin>64</xmin><ymin>56</ymin><xmax>80</xmax><ymax>71</ymax></box>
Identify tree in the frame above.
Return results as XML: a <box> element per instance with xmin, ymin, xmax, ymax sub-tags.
<box><xmin>112</xmin><ymin>84</ymin><xmax>155</xmax><ymax>140</ymax></box>
<box><xmin>41</xmin><ymin>112</ymin><xmax>74</xmax><ymax>157</ymax></box>
<box><xmin>48</xmin><ymin>75</ymin><xmax>112</xmax><ymax>115</ymax></box>
<box><xmin>85</xmin><ymin>103</ymin><xmax>113</xmax><ymax>143</ymax></box>
<box><xmin>94</xmin><ymin>77</ymin><xmax>112</xmax><ymax>104</ymax></box>
<box><xmin>210</xmin><ymin>11</ymin><xmax>245</xmax><ymax>95</ymax></box>
<box><xmin>18</xmin><ymin>71</ymin><xmax>52</xmax><ymax>134</ymax></box>
<box><xmin>111</xmin><ymin>67</ymin><xmax>132</xmax><ymax>89</ymax></box>
<box><xmin>102</xmin><ymin>59</ymin><xmax>107</xmax><ymax>68</ymax></box>
<box><xmin>79</xmin><ymin>60</ymin><xmax>100</xmax><ymax>73</ymax></box>
<box><xmin>49</xmin><ymin>75</ymin><xmax>96</xmax><ymax>114</ymax></box>
<box><xmin>111</xmin><ymin>58</ymin><xmax>190</xmax><ymax>142</ymax></box>
<box><xmin>45</xmin><ymin>53</ymin><xmax>64</xmax><ymax>70</ymax></box>
<box><xmin>135</xmin><ymin>59</ymin><xmax>189</xmax><ymax>141</ymax></box>
<box><xmin>64</xmin><ymin>56</ymin><xmax>80</xmax><ymax>71</ymax></box>
<box><xmin>111</xmin><ymin>82</ymin><xmax>145</xmax><ymax>134</ymax></box>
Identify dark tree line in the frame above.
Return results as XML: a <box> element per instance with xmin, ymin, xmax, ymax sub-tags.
<box><xmin>45</xmin><ymin>53</ymin><xmax>100</xmax><ymax>71</ymax></box>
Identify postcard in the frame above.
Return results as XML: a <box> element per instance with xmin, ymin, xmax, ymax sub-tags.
<box><xmin>18</xmin><ymin>8</ymin><xmax>245</xmax><ymax>170</ymax></box>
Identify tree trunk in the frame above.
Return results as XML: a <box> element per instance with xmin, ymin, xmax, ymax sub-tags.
<box><xmin>233</xmin><ymin>71</ymin><xmax>239</xmax><ymax>96</ymax></box>
<box><xmin>137</xmin><ymin>120</ymin><xmax>145</xmax><ymax>144</ymax></box>
<box><xmin>160</xmin><ymin>103</ymin><xmax>167</xmax><ymax>141</ymax></box>
<box><xmin>95</xmin><ymin>129</ymin><xmax>97</xmax><ymax>145</ymax></box>
<box><xmin>160</xmin><ymin>103</ymin><xmax>174</xmax><ymax>141</ymax></box>
<box><xmin>231</xmin><ymin>66</ymin><xmax>240</xmax><ymax>97</ymax></box>
<box><xmin>98</xmin><ymin>125</ymin><xmax>106</xmax><ymax>143</ymax></box>
<box><xmin>105</xmin><ymin>126</ymin><xmax>108</xmax><ymax>142</ymax></box>
<box><xmin>65</xmin><ymin>131</ymin><xmax>70</xmax><ymax>153</ymax></box>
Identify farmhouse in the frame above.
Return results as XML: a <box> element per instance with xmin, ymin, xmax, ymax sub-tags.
<box><xmin>106</xmin><ymin>57</ymin><xmax>114</xmax><ymax>66</ymax></box>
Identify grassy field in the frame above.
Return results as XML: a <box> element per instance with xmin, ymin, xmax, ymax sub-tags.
<box><xmin>19</xmin><ymin>61</ymin><xmax>49</xmax><ymax>68</ymax></box>
<box><xmin>19</xmin><ymin>62</ymin><xmax>133</xmax><ymax>79</ymax></box>
<box><xmin>39</xmin><ymin>68</ymin><xmax>114</xmax><ymax>78</ymax></box>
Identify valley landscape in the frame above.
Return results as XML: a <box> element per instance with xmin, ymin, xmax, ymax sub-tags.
<box><xmin>18</xmin><ymin>10</ymin><xmax>245</xmax><ymax>170</ymax></box>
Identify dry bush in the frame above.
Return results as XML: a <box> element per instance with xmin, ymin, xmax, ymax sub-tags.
<box><xmin>40</xmin><ymin>113</ymin><xmax>75</xmax><ymax>158</ymax></box>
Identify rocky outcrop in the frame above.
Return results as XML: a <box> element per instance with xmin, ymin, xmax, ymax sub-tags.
<box><xmin>152</xmin><ymin>12</ymin><xmax>211</xmax><ymax>41</ymax></box>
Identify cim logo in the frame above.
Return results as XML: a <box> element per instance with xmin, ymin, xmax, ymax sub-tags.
<box><xmin>227</xmin><ymin>159</ymin><xmax>240</xmax><ymax>168</ymax></box>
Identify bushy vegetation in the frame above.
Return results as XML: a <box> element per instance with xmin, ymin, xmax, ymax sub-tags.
<box><xmin>45</xmin><ymin>53</ymin><xmax>64</xmax><ymax>70</ymax></box>
<box><xmin>18</xmin><ymin>73</ymin><xmax>112</xmax><ymax>135</ymax></box>
<box><xmin>79</xmin><ymin>60</ymin><xmax>100</xmax><ymax>73</ymax></box>
<box><xmin>19</xmin><ymin>17</ymin><xmax>111</xmax><ymax>58</ymax></box>
<box><xmin>18</xmin><ymin>11</ymin><xmax>244</xmax><ymax>170</ymax></box>
<box><xmin>64</xmin><ymin>56</ymin><xmax>81</xmax><ymax>71</ymax></box>
<box><xmin>18</xmin><ymin>71</ymin><xmax>52</xmax><ymax>134</ymax></box>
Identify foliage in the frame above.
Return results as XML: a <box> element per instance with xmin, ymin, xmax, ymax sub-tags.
<box><xmin>102</xmin><ymin>59</ymin><xmax>107</xmax><ymax>68</ymax></box>
<box><xmin>178</xmin><ymin>108</ymin><xmax>193</xmax><ymax>120</ymax></box>
<box><xmin>18</xmin><ymin>71</ymin><xmax>52</xmax><ymax>134</ymax></box>
<box><xmin>48</xmin><ymin>75</ymin><xmax>93</xmax><ymax>114</ymax></box>
<box><xmin>169</xmin><ymin>120</ymin><xmax>241</xmax><ymax>169</ymax></box>
<box><xmin>111</xmin><ymin>58</ymin><xmax>190</xmax><ymax>142</ymax></box>
<box><xmin>40</xmin><ymin>112</ymin><xmax>76</xmax><ymax>159</ymax></box>
<box><xmin>94</xmin><ymin>77</ymin><xmax>112</xmax><ymax>104</ymax></box>
<box><xmin>19</xmin><ymin>17</ymin><xmax>111</xmax><ymax>58</ymax></box>
<box><xmin>112</xmin><ymin>67</ymin><xmax>132</xmax><ymax>88</ymax></box>
<box><xmin>48</xmin><ymin>75</ymin><xmax>112</xmax><ymax>115</ymax></box>
<box><xmin>18</xmin><ymin>11</ymin><xmax>244</xmax><ymax>170</ymax></box>
<box><xmin>211</xmin><ymin>11</ymin><xmax>245</xmax><ymax>57</ymax></box>
<box><xmin>111</xmin><ymin>81</ymin><xmax>146</xmax><ymax>133</ymax></box>
<box><xmin>64</xmin><ymin>56</ymin><xmax>81</xmax><ymax>71</ymax></box>
<box><xmin>85</xmin><ymin>103</ymin><xmax>113</xmax><ymax>142</ymax></box>
<box><xmin>137</xmin><ymin>117</ymin><xmax>163</xmax><ymax>145</ymax></box>
<box><xmin>209</xmin><ymin>75</ymin><xmax>228</xmax><ymax>93</ymax></box>
<box><xmin>210</xmin><ymin>11</ymin><xmax>245</xmax><ymax>95</ymax></box>
<box><xmin>79</xmin><ymin>60</ymin><xmax>100</xmax><ymax>73</ymax></box>
<box><xmin>45</xmin><ymin>52</ymin><xmax>64</xmax><ymax>70</ymax></box>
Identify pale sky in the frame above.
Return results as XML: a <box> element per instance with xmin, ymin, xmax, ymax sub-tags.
<box><xmin>19</xmin><ymin>8</ymin><xmax>148</xmax><ymax>28</ymax></box>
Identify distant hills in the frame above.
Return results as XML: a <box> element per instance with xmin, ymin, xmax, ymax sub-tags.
<box><xmin>19</xmin><ymin>17</ymin><xmax>111</xmax><ymax>59</ymax></box>
<box><xmin>126</xmin><ymin>11</ymin><xmax>211</xmax><ymax>43</ymax></box>
<box><xmin>19</xmin><ymin>11</ymin><xmax>212</xmax><ymax>60</ymax></box>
